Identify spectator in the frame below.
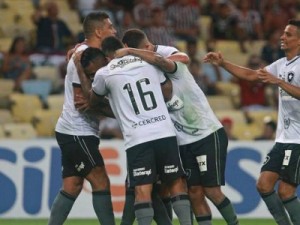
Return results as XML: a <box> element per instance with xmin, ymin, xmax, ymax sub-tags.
<box><xmin>185</xmin><ymin>39</ymin><xmax>203</xmax><ymax>61</ymax></box>
<box><xmin>144</xmin><ymin>7</ymin><xmax>176</xmax><ymax>46</ymax></box>
<box><xmin>115</xmin><ymin>10</ymin><xmax>136</xmax><ymax>39</ymax></box>
<box><xmin>255</xmin><ymin>117</ymin><xmax>277</xmax><ymax>140</ymax></box>
<box><xmin>209</xmin><ymin>2</ymin><xmax>239</xmax><ymax>41</ymax></box>
<box><xmin>31</xmin><ymin>1</ymin><xmax>74</xmax><ymax>54</ymax></box>
<box><xmin>235</xmin><ymin>0</ymin><xmax>263</xmax><ymax>52</ymax></box>
<box><xmin>261</xmin><ymin>30</ymin><xmax>285</xmax><ymax>64</ymax></box>
<box><xmin>220</xmin><ymin>117</ymin><xmax>238</xmax><ymax>140</ymax></box>
<box><xmin>261</xmin><ymin>0</ymin><xmax>290</xmax><ymax>38</ymax></box>
<box><xmin>166</xmin><ymin>0</ymin><xmax>200</xmax><ymax>41</ymax></box>
<box><xmin>133</xmin><ymin>0</ymin><xmax>153</xmax><ymax>29</ymax></box>
<box><xmin>1</xmin><ymin>36</ymin><xmax>35</xmax><ymax>91</ymax></box>
<box><xmin>188</xmin><ymin>58</ymin><xmax>220</xmax><ymax>95</ymax></box>
<box><xmin>234</xmin><ymin>54</ymin><xmax>269</xmax><ymax>111</ymax></box>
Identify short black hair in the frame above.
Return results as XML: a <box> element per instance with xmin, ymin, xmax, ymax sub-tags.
<box><xmin>122</xmin><ymin>29</ymin><xmax>147</xmax><ymax>48</ymax></box>
<box><xmin>83</xmin><ymin>12</ymin><xmax>109</xmax><ymax>38</ymax></box>
<box><xmin>288</xmin><ymin>19</ymin><xmax>300</xmax><ymax>28</ymax></box>
<box><xmin>80</xmin><ymin>47</ymin><xmax>107</xmax><ymax>69</ymax></box>
<box><xmin>101</xmin><ymin>36</ymin><xmax>124</xmax><ymax>57</ymax></box>
<box><xmin>266</xmin><ymin>120</ymin><xmax>277</xmax><ymax>132</ymax></box>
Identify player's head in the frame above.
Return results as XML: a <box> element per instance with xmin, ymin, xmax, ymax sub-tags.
<box><xmin>101</xmin><ymin>36</ymin><xmax>124</xmax><ymax>60</ymax></box>
<box><xmin>83</xmin><ymin>11</ymin><xmax>116</xmax><ymax>40</ymax></box>
<box><xmin>80</xmin><ymin>47</ymin><xmax>108</xmax><ymax>80</ymax></box>
<box><xmin>288</xmin><ymin>19</ymin><xmax>300</xmax><ymax>36</ymax></box>
<box><xmin>122</xmin><ymin>28</ymin><xmax>153</xmax><ymax>50</ymax></box>
<box><xmin>280</xmin><ymin>19</ymin><xmax>300</xmax><ymax>52</ymax></box>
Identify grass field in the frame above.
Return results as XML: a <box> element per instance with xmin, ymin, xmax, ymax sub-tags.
<box><xmin>0</xmin><ymin>218</ymin><xmax>277</xmax><ymax>225</ymax></box>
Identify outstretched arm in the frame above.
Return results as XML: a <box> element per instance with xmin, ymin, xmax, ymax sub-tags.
<box><xmin>203</xmin><ymin>52</ymin><xmax>259</xmax><ymax>81</ymax></box>
<box><xmin>115</xmin><ymin>48</ymin><xmax>176</xmax><ymax>73</ymax></box>
<box><xmin>167</xmin><ymin>52</ymin><xmax>190</xmax><ymax>64</ymax></box>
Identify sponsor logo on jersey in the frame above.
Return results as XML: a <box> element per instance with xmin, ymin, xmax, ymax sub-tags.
<box><xmin>173</xmin><ymin>121</ymin><xmax>201</xmax><ymax>136</ymax></box>
<box><xmin>110</xmin><ymin>57</ymin><xmax>143</xmax><ymax>70</ymax></box>
<box><xmin>133</xmin><ymin>167</ymin><xmax>152</xmax><ymax>177</ymax></box>
<box><xmin>132</xmin><ymin>115</ymin><xmax>167</xmax><ymax>128</ymax></box>
<box><xmin>166</xmin><ymin>95</ymin><xmax>184</xmax><ymax>111</ymax></box>
<box><xmin>164</xmin><ymin>165</ymin><xmax>179</xmax><ymax>173</ymax></box>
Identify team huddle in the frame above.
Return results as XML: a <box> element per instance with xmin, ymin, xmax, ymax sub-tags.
<box><xmin>48</xmin><ymin>11</ymin><xmax>300</xmax><ymax>225</ymax></box>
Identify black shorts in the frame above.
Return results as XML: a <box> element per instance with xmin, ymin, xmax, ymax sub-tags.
<box><xmin>126</xmin><ymin>136</ymin><xmax>185</xmax><ymax>188</ymax></box>
<box><xmin>261</xmin><ymin>142</ymin><xmax>300</xmax><ymax>185</ymax></box>
<box><xmin>179</xmin><ymin>128</ymin><xmax>228</xmax><ymax>187</ymax></box>
<box><xmin>55</xmin><ymin>132</ymin><xmax>104</xmax><ymax>178</ymax></box>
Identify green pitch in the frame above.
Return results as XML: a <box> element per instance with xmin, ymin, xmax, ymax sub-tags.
<box><xmin>0</xmin><ymin>218</ymin><xmax>277</xmax><ymax>225</ymax></box>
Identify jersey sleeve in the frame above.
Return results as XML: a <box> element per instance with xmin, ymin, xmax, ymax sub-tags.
<box><xmin>70</xmin><ymin>45</ymin><xmax>88</xmax><ymax>86</ymax></box>
<box><xmin>265</xmin><ymin>58</ymin><xmax>282</xmax><ymax>77</ymax></box>
<box><xmin>70</xmin><ymin>59</ymin><xmax>81</xmax><ymax>86</ymax></box>
<box><xmin>156</xmin><ymin>45</ymin><xmax>179</xmax><ymax>57</ymax></box>
<box><xmin>92</xmin><ymin>73</ymin><xmax>107</xmax><ymax>96</ymax></box>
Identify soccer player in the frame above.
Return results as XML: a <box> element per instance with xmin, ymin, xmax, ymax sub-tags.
<box><xmin>84</xmin><ymin>36</ymin><xmax>192</xmax><ymax>225</ymax></box>
<box><xmin>48</xmin><ymin>12</ymin><xmax>116</xmax><ymax>225</ymax></box>
<box><xmin>204</xmin><ymin>19</ymin><xmax>300</xmax><ymax>225</ymax></box>
<box><xmin>120</xmin><ymin>29</ymin><xmax>239</xmax><ymax>225</ymax></box>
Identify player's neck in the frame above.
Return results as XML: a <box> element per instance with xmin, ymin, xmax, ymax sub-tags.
<box><xmin>85</xmin><ymin>38</ymin><xmax>101</xmax><ymax>49</ymax></box>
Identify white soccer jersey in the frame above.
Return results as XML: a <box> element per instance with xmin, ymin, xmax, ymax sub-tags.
<box><xmin>266</xmin><ymin>56</ymin><xmax>300</xmax><ymax>144</ymax></box>
<box><xmin>55</xmin><ymin>44</ymin><xmax>100</xmax><ymax>137</ymax></box>
<box><xmin>156</xmin><ymin>45</ymin><xmax>178</xmax><ymax>57</ymax></box>
<box><xmin>92</xmin><ymin>55</ymin><xmax>176</xmax><ymax>149</ymax></box>
<box><xmin>166</xmin><ymin>62</ymin><xmax>222</xmax><ymax>145</ymax></box>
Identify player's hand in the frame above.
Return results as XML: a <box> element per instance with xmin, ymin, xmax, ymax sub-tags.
<box><xmin>66</xmin><ymin>42</ymin><xmax>85</xmax><ymax>61</ymax></box>
<box><xmin>114</xmin><ymin>48</ymin><xmax>130</xmax><ymax>58</ymax></box>
<box><xmin>73</xmin><ymin>50</ymin><xmax>83</xmax><ymax>66</ymax></box>
<box><xmin>203</xmin><ymin>52</ymin><xmax>224</xmax><ymax>66</ymax></box>
<box><xmin>257</xmin><ymin>68</ymin><xmax>280</xmax><ymax>85</ymax></box>
<box><xmin>74</xmin><ymin>94</ymin><xmax>89</xmax><ymax>112</ymax></box>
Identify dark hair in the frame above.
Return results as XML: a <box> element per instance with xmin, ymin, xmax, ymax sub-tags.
<box><xmin>101</xmin><ymin>36</ymin><xmax>124</xmax><ymax>57</ymax></box>
<box><xmin>9</xmin><ymin>36</ymin><xmax>26</xmax><ymax>53</ymax></box>
<box><xmin>122</xmin><ymin>28</ymin><xmax>147</xmax><ymax>48</ymax></box>
<box><xmin>83</xmin><ymin>12</ymin><xmax>109</xmax><ymax>38</ymax></box>
<box><xmin>80</xmin><ymin>47</ymin><xmax>107</xmax><ymax>69</ymax></box>
<box><xmin>288</xmin><ymin>19</ymin><xmax>300</xmax><ymax>28</ymax></box>
<box><xmin>266</xmin><ymin>120</ymin><xmax>276</xmax><ymax>132</ymax></box>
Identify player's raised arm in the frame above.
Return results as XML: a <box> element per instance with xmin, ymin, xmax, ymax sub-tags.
<box><xmin>203</xmin><ymin>51</ymin><xmax>259</xmax><ymax>81</ymax></box>
<box><xmin>115</xmin><ymin>48</ymin><xmax>177</xmax><ymax>73</ymax></box>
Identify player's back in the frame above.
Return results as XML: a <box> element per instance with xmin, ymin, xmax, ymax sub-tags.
<box><xmin>95</xmin><ymin>55</ymin><xmax>176</xmax><ymax>148</ymax></box>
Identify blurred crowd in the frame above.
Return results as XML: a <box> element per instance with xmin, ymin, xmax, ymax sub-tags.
<box><xmin>0</xmin><ymin>0</ymin><xmax>295</xmax><ymax>140</ymax></box>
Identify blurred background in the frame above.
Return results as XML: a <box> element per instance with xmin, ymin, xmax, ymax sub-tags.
<box><xmin>0</xmin><ymin>0</ymin><xmax>299</xmax><ymax>222</ymax></box>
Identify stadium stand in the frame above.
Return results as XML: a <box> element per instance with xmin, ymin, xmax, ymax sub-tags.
<box><xmin>3</xmin><ymin>122</ymin><xmax>37</xmax><ymax>139</ymax></box>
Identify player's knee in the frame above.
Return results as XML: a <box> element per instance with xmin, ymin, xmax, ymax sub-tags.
<box><xmin>203</xmin><ymin>187</ymin><xmax>224</xmax><ymax>203</ymax></box>
<box><xmin>188</xmin><ymin>186</ymin><xmax>205</xmax><ymax>201</ymax></box>
<box><xmin>256</xmin><ymin>179</ymin><xmax>271</xmax><ymax>194</ymax></box>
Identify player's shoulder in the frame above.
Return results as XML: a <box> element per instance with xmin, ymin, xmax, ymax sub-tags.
<box><xmin>156</xmin><ymin>45</ymin><xmax>179</xmax><ymax>57</ymax></box>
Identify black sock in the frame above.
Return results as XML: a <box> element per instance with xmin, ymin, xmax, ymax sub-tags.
<box><xmin>121</xmin><ymin>188</ymin><xmax>136</xmax><ymax>225</ymax></box>
<box><xmin>92</xmin><ymin>190</ymin><xmax>115</xmax><ymax>225</ymax></box>
<box><xmin>171</xmin><ymin>193</ymin><xmax>192</xmax><ymax>225</ymax></box>
<box><xmin>134</xmin><ymin>202</ymin><xmax>154</xmax><ymax>225</ymax></box>
<box><xmin>260</xmin><ymin>191</ymin><xmax>291</xmax><ymax>225</ymax></box>
<box><xmin>283</xmin><ymin>195</ymin><xmax>300</xmax><ymax>225</ymax></box>
<box><xmin>47</xmin><ymin>190</ymin><xmax>76</xmax><ymax>225</ymax></box>
<box><xmin>215</xmin><ymin>197</ymin><xmax>239</xmax><ymax>225</ymax></box>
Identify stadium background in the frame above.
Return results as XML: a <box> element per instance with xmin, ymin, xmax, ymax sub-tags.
<box><xmin>0</xmin><ymin>0</ymin><xmax>299</xmax><ymax>224</ymax></box>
